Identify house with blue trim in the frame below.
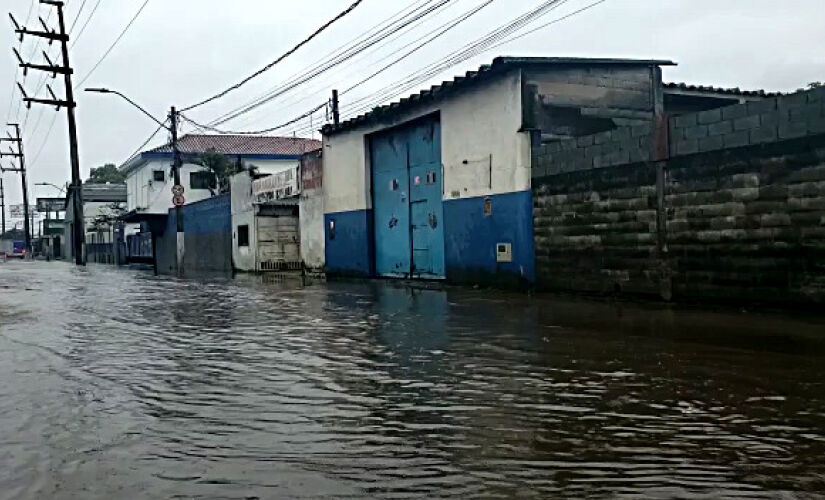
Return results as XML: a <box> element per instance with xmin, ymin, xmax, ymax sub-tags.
<box><xmin>120</xmin><ymin>134</ymin><xmax>318</xmax><ymax>220</ymax></box>
<box><xmin>119</xmin><ymin>134</ymin><xmax>319</xmax><ymax>273</ymax></box>
<box><xmin>320</xmin><ymin>56</ymin><xmax>677</xmax><ymax>286</ymax></box>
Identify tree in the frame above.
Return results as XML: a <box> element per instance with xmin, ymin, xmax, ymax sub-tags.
<box><xmin>87</xmin><ymin>163</ymin><xmax>126</xmax><ymax>184</ymax></box>
<box><xmin>193</xmin><ymin>149</ymin><xmax>238</xmax><ymax>194</ymax></box>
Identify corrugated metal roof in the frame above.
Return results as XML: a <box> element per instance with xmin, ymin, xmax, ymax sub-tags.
<box><xmin>323</xmin><ymin>56</ymin><xmax>676</xmax><ymax>135</ymax></box>
<box><xmin>664</xmin><ymin>82</ymin><xmax>782</xmax><ymax>98</ymax></box>
<box><xmin>148</xmin><ymin>134</ymin><xmax>321</xmax><ymax>156</ymax></box>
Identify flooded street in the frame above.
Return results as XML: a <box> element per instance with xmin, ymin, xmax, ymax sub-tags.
<box><xmin>1</xmin><ymin>261</ymin><xmax>824</xmax><ymax>499</ymax></box>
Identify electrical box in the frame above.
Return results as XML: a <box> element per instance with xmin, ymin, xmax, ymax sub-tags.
<box><xmin>496</xmin><ymin>243</ymin><xmax>513</xmax><ymax>263</ymax></box>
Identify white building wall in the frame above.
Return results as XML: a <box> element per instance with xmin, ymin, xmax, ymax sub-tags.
<box><xmin>323</xmin><ymin>70</ymin><xmax>530</xmax><ymax>214</ymax></box>
<box><xmin>230</xmin><ymin>171</ymin><xmax>257</xmax><ymax>272</ymax></box>
<box><xmin>300</xmin><ymin>193</ymin><xmax>324</xmax><ymax>271</ymax></box>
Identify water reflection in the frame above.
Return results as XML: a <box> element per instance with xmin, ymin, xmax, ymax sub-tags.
<box><xmin>0</xmin><ymin>261</ymin><xmax>824</xmax><ymax>498</ymax></box>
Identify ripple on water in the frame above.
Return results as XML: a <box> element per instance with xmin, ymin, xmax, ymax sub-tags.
<box><xmin>0</xmin><ymin>261</ymin><xmax>824</xmax><ymax>498</ymax></box>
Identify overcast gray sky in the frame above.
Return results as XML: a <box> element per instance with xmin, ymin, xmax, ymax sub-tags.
<box><xmin>1</xmin><ymin>0</ymin><xmax>823</xmax><ymax>221</ymax></box>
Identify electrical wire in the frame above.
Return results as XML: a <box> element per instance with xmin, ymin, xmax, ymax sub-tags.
<box><xmin>180</xmin><ymin>103</ymin><xmax>327</xmax><ymax>136</ymax></box>
<box><xmin>74</xmin><ymin>0</ymin><xmax>151</xmax><ymax>90</ymax></box>
<box><xmin>70</xmin><ymin>0</ymin><xmax>104</xmax><ymax>49</ymax></box>
<box><xmin>67</xmin><ymin>0</ymin><xmax>88</xmax><ymax>33</ymax></box>
<box><xmin>123</xmin><ymin>120</ymin><xmax>169</xmax><ymax>164</ymax></box>
<box><xmin>203</xmin><ymin>0</ymin><xmax>442</xmax><ymax>127</ymax></box>
<box><xmin>339</xmin><ymin>0</ymin><xmax>575</xmax><ymax>117</ymax></box>
<box><xmin>205</xmin><ymin>0</ymin><xmax>455</xmax><ymax>128</ymax></box>
<box><xmin>488</xmin><ymin>0</ymin><xmax>607</xmax><ymax>49</ymax></box>
<box><xmin>181</xmin><ymin>0</ymin><xmax>367</xmax><ymax>113</ymax></box>
<box><xmin>187</xmin><ymin>0</ymin><xmax>582</xmax><ymax>138</ymax></box>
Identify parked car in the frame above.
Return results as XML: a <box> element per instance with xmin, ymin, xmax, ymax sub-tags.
<box><xmin>5</xmin><ymin>240</ymin><xmax>26</xmax><ymax>259</ymax></box>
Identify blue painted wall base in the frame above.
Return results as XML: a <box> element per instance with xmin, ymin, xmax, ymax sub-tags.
<box><xmin>325</xmin><ymin>209</ymin><xmax>374</xmax><ymax>277</ymax></box>
<box><xmin>443</xmin><ymin>190</ymin><xmax>535</xmax><ymax>287</ymax></box>
<box><xmin>324</xmin><ymin>191</ymin><xmax>535</xmax><ymax>288</ymax></box>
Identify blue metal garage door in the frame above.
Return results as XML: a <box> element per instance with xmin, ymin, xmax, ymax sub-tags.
<box><xmin>371</xmin><ymin>117</ymin><xmax>444</xmax><ymax>279</ymax></box>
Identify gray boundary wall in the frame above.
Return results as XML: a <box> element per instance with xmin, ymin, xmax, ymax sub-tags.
<box><xmin>532</xmin><ymin>86</ymin><xmax>825</xmax><ymax>305</ymax></box>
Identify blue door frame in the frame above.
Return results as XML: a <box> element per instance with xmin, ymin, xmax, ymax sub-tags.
<box><xmin>370</xmin><ymin>116</ymin><xmax>445</xmax><ymax>279</ymax></box>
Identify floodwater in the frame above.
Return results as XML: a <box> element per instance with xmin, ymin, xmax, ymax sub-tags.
<box><xmin>1</xmin><ymin>261</ymin><xmax>824</xmax><ymax>499</ymax></box>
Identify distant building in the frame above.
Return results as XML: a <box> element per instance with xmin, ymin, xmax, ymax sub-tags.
<box><xmin>63</xmin><ymin>183</ymin><xmax>128</xmax><ymax>263</ymax></box>
<box><xmin>120</xmin><ymin>134</ymin><xmax>320</xmax><ymax>222</ymax></box>
<box><xmin>122</xmin><ymin>134</ymin><xmax>319</xmax><ymax>274</ymax></box>
<box><xmin>321</xmin><ymin>56</ymin><xmax>692</xmax><ymax>284</ymax></box>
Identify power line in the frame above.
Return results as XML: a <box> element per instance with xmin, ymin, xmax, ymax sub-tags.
<box><xmin>189</xmin><ymin>0</ymin><xmax>568</xmax><ymax>137</ymax></box>
<box><xmin>123</xmin><ymin>120</ymin><xmax>169</xmax><ymax>164</ymax></box>
<box><xmin>181</xmin><ymin>0</ymin><xmax>367</xmax><ymax>112</ymax></box>
<box><xmin>489</xmin><ymin>0</ymin><xmax>607</xmax><ymax>49</ymax></box>
<box><xmin>180</xmin><ymin>103</ymin><xmax>327</xmax><ymax>136</ymax></box>
<box><xmin>74</xmin><ymin>0</ymin><xmax>151</xmax><ymax>90</ymax></box>
<box><xmin>203</xmin><ymin>0</ymin><xmax>439</xmax><ymax>127</ymax></box>
<box><xmin>335</xmin><ymin>0</ymin><xmax>604</xmax><ymax>123</ymax></box>
<box><xmin>69</xmin><ymin>0</ymin><xmax>104</xmax><ymax>49</ymax></box>
<box><xmin>67</xmin><ymin>0</ymin><xmax>88</xmax><ymax>33</ymax></box>
<box><xmin>342</xmin><ymin>0</ymin><xmax>494</xmax><ymax>96</ymax></box>
<box><xmin>28</xmin><ymin>111</ymin><xmax>58</xmax><ymax>168</ymax></box>
<box><xmin>342</xmin><ymin>0</ymin><xmax>573</xmax><ymax>110</ymax></box>
<box><xmin>205</xmin><ymin>0</ymin><xmax>452</xmax><ymax>127</ymax></box>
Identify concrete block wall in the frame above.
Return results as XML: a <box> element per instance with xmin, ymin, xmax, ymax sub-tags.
<box><xmin>532</xmin><ymin>86</ymin><xmax>825</xmax><ymax>305</ymax></box>
<box><xmin>670</xmin><ymin>86</ymin><xmax>825</xmax><ymax>156</ymax></box>
<box><xmin>533</xmin><ymin>162</ymin><xmax>666</xmax><ymax>295</ymax></box>
<box><xmin>532</xmin><ymin>124</ymin><xmax>652</xmax><ymax>177</ymax></box>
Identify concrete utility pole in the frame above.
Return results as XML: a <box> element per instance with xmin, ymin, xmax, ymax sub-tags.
<box><xmin>0</xmin><ymin>124</ymin><xmax>31</xmax><ymax>253</ymax></box>
<box><xmin>85</xmin><ymin>89</ymin><xmax>186</xmax><ymax>275</ymax></box>
<box><xmin>169</xmin><ymin>107</ymin><xmax>185</xmax><ymax>276</ymax></box>
<box><xmin>0</xmin><ymin>176</ymin><xmax>5</xmax><ymax>235</ymax></box>
<box><xmin>11</xmin><ymin>0</ymin><xmax>85</xmax><ymax>265</ymax></box>
<box><xmin>331</xmin><ymin>89</ymin><xmax>340</xmax><ymax>127</ymax></box>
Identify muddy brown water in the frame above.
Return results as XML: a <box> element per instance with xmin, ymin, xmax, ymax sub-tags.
<box><xmin>1</xmin><ymin>261</ymin><xmax>824</xmax><ymax>499</ymax></box>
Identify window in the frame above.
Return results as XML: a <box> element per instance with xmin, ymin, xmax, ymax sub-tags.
<box><xmin>152</xmin><ymin>170</ymin><xmax>165</xmax><ymax>182</ymax></box>
<box><xmin>237</xmin><ymin>225</ymin><xmax>250</xmax><ymax>248</ymax></box>
<box><xmin>190</xmin><ymin>171</ymin><xmax>217</xmax><ymax>190</ymax></box>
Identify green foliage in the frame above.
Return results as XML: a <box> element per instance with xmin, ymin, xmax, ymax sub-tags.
<box><xmin>194</xmin><ymin>149</ymin><xmax>236</xmax><ymax>194</ymax></box>
<box><xmin>87</xmin><ymin>163</ymin><xmax>126</xmax><ymax>184</ymax></box>
<box><xmin>809</xmin><ymin>82</ymin><xmax>823</xmax><ymax>89</ymax></box>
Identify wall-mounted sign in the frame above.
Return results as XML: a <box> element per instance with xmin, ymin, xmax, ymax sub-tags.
<box><xmin>253</xmin><ymin>166</ymin><xmax>300</xmax><ymax>203</ymax></box>
<box><xmin>36</xmin><ymin>198</ymin><xmax>65</xmax><ymax>213</ymax></box>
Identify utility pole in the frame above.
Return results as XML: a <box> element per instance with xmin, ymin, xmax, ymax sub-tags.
<box><xmin>0</xmin><ymin>124</ymin><xmax>30</xmax><ymax>253</ymax></box>
<box><xmin>169</xmin><ymin>106</ymin><xmax>184</xmax><ymax>275</ymax></box>
<box><xmin>0</xmin><ymin>175</ymin><xmax>5</xmax><ymax>235</ymax></box>
<box><xmin>331</xmin><ymin>89</ymin><xmax>340</xmax><ymax>127</ymax></box>
<box><xmin>11</xmin><ymin>0</ymin><xmax>85</xmax><ymax>265</ymax></box>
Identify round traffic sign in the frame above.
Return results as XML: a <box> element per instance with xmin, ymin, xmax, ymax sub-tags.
<box><xmin>172</xmin><ymin>194</ymin><xmax>185</xmax><ymax>207</ymax></box>
<box><xmin>171</xmin><ymin>184</ymin><xmax>185</xmax><ymax>196</ymax></box>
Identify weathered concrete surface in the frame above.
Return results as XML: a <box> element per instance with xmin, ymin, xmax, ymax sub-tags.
<box><xmin>533</xmin><ymin>86</ymin><xmax>825</xmax><ymax>305</ymax></box>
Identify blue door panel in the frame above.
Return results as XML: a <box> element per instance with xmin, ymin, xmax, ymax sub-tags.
<box><xmin>371</xmin><ymin>117</ymin><xmax>444</xmax><ymax>280</ymax></box>
<box><xmin>371</xmin><ymin>134</ymin><xmax>411</xmax><ymax>277</ymax></box>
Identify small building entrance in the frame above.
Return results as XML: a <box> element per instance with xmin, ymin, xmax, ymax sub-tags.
<box><xmin>370</xmin><ymin>116</ymin><xmax>445</xmax><ymax>279</ymax></box>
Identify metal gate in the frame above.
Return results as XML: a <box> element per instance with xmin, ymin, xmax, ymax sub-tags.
<box><xmin>257</xmin><ymin>212</ymin><xmax>301</xmax><ymax>272</ymax></box>
<box><xmin>371</xmin><ymin>117</ymin><xmax>445</xmax><ymax>279</ymax></box>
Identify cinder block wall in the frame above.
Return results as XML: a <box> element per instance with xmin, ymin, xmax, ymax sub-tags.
<box><xmin>532</xmin><ymin>86</ymin><xmax>825</xmax><ymax>305</ymax></box>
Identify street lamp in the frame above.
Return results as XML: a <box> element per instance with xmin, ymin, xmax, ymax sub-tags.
<box><xmin>85</xmin><ymin>88</ymin><xmax>185</xmax><ymax>275</ymax></box>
